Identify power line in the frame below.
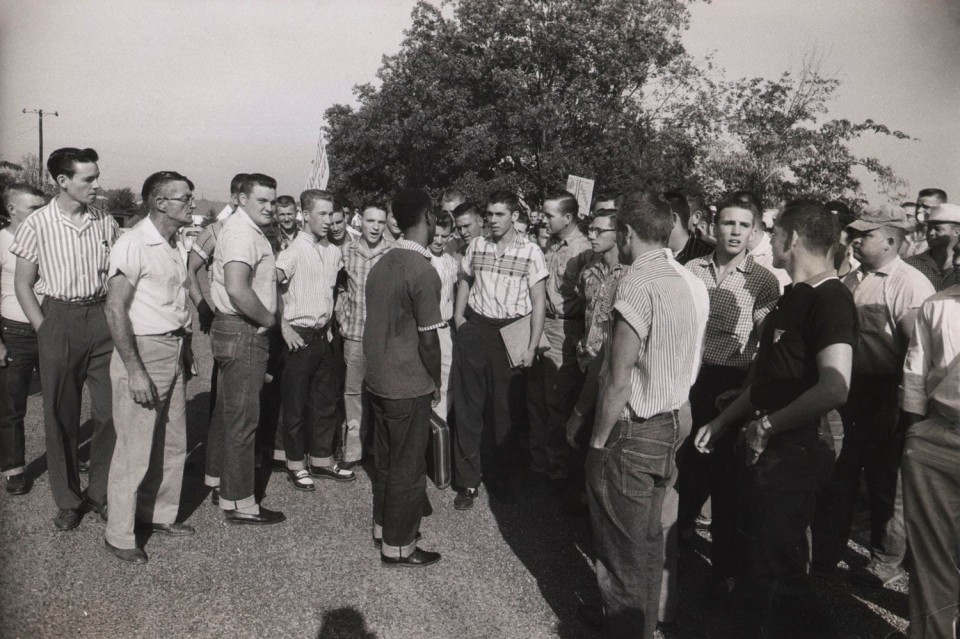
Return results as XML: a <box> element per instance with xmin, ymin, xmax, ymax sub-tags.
<box><xmin>22</xmin><ymin>108</ymin><xmax>59</xmax><ymax>183</ymax></box>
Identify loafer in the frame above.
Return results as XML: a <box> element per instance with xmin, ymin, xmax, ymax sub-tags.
<box><xmin>309</xmin><ymin>464</ymin><xmax>356</xmax><ymax>483</ymax></box>
<box><xmin>454</xmin><ymin>487</ymin><xmax>478</xmax><ymax>511</ymax></box>
<box><xmin>286</xmin><ymin>468</ymin><xmax>316</xmax><ymax>492</ymax></box>
<box><xmin>373</xmin><ymin>531</ymin><xmax>421</xmax><ymax>549</ymax></box>
<box><xmin>224</xmin><ymin>506</ymin><xmax>286</xmax><ymax>526</ymax></box>
<box><xmin>147</xmin><ymin>522</ymin><xmax>196</xmax><ymax>536</ymax></box>
<box><xmin>104</xmin><ymin>539</ymin><xmax>147</xmax><ymax>564</ymax></box>
<box><xmin>83</xmin><ymin>493</ymin><xmax>108</xmax><ymax>522</ymax></box>
<box><xmin>209</xmin><ymin>488</ymin><xmax>219</xmax><ymax>506</ymax></box>
<box><xmin>4</xmin><ymin>474</ymin><xmax>28</xmax><ymax>495</ymax></box>
<box><xmin>54</xmin><ymin>508</ymin><xmax>82</xmax><ymax>531</ymax></box>
<box><xmin>381</xmin><ymin>547</ymin><xmax>441</xmax><ymax>568</ymax></box>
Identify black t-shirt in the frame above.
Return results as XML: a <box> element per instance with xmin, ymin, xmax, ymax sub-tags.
<box><xmin>750</xmin><ymin>278</ymin><xmax>858</xmax><ymax>415</ymax></box>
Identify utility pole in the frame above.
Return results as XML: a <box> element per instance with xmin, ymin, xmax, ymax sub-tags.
<box><xmin>22</xmin><ymin>108</ymin><xmax>59</xmax><ymax>184</ymax></box>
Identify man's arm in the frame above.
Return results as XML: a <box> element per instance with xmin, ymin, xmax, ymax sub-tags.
<box><xmin>520</xmin><ymin>279</ymin><xmax>546</xmax><ymax>367</ymax></box>
<box><xmin>590</xmin><ymin>317</ymin><xmax>640</xmax><ymax>448</ymax></box>
<box><xmin>14</xmin><ymin>258</ymin><xmax>43</xmax><ymax>331</ymax></box>
<box><xmin>453</xmin><ymin>277</ymin><xmax>472</xmax><ymax>329</ymax></box>
<box><xmin>104</xmin><ymin>274</ymin><xmax>157</xmax><ymax>406</ymax></box>
<box><xmin>566</xmin><ymin>350</ymin><xmax>603</xmax><ymax>449</ymax></box>
<box><xmin>224</xmin><ymin>262</ymin><xmax>275</xmax><ymax>328</ymax></box>
<box><xmin>186</xmin><ymin>251</ymin><xmax>215</xmax><ymax>332</ymax></box>
<box><xmin>418</xmin><ymin>329</ymin><xmax>442</xmax><ymax>392</ymax></box>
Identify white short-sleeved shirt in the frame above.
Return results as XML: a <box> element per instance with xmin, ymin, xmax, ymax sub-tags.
<box><xmin>0</xmin><ymin>228</ymin><xmax>42</xmax><ymax>323</ymax></box>
<box><xmin>211</xmin><ymin>208</ymin><xmax>277</xmax><ymax>316</ymax></box>
<box><xmin>276</xmin><ymin>232</ymin><xmax>342</xmax><ymax>329</ymax></box>
<box><xmin>461</xmin><ymin>234</ymin><xmax>548</xmax><ymax>319</ymax></box>
<box><xmin>108</xmin><ymin>217</ymin><xmax>190</xmax><ymax>335</ymax></box>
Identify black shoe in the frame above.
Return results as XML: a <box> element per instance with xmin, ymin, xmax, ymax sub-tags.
<box><xmin>339</xmin><ymin>459</ymin><xmax>362</xmax><ymax>471</ymax></box>
<box><xmin>454</xmin><ymin>487</ymin><xmax>478</xmax><ymax>511</ymax></box>
<box><xmin>146</xmin><ymin>522</ymin><xmax>196</xmax><ymax>536</ymax></box>
<box><xmin>104</xmin><ymin>539</ymin><xmax>147</xmax><ymax>564</ymax></box>
<box><xmin>309</xmin><ymin>463</ymin><xmax>356</xmax><ymax>483</ymax></box>
<box><xmin>381</xmin><ymin>547</ymin><xmax>441</xmax><ymax>567</ymax></box>
<box><xmin>577</xmin><ymin>600</ymin><xmax>605</xmax><ymax>630</ymax></box>
<box><xmin>373</xmin><ymin>531</ymin><xmax>421</xmax><ymax>549</ymax></box>
<box><xmin>54</xmin><ymin>508</ymin><xmax>82</xmax><ymax>531</ymax></box>
<box><xmin>4</xmin><ymin>474</ymin><xmax>28</xmax><ymax>495</ymax></box>
<box><xmin>286</xmin><ymin>468</ymin><xmax>316</xmax><ymax>492</ymax></box>
<box><xmin>83</xmin><ymin>494</ymin><xmax>108</xmax><ymax>522</ymax></box>
<box><xmin>78</xmin><ymin>459</ymin><xmax>90</xmax><ymax>474</ymax></box>
<box><xmin>210</xmin><ymin>488</ymin><xmax>219</xmax><ymax>506</ymax></box>
<box><xmin>224</xmin><ymin>506</ymin><xmax>286</xmax><ymax>526</ymax></box>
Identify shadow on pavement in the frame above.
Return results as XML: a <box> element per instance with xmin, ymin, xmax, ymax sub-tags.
<box><xmin>317</xmin><ymin>607</ymin><xmax>378</xmax><ymax>639</ymax></box>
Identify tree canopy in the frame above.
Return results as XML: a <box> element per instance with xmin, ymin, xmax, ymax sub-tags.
<box><xmin>324</xmin><ymin>0</ymin><xmax>909</xmax><ymax>209</ymax></box>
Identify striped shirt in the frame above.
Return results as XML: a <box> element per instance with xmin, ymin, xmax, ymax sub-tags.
<box><xmin>0</xmin><ymin>228</ymin><xmax>42</xmax><ymax>322</ymax></box>
<box><xmin>544</xmin><ymin>230</ymin><xmax>594</xmax><ymax>318</ymax></box>
<box><xmin>191</xmin><ymin>218</ymin><xmax>226</xmax><ymax>264</ymax></box>
<box><xmin>603</xmin><ymin>249</ymin><xmax>709</xmax><ymax>427</ymax></box>
<box><xmin>10</xmin><ymin>197</ymin><xmax>119</xmax><ymax>302</ymax></box>
<box><xmin>686</xmin><ymin>253</ymin><xmax>781</xmax><ymax>370</ymax></box>
<box><xmin>430</xmin><ymin>250</ymin><xmax>459</xmax><ymax>321</ymax></box>
<box><xmin>276</xmin><ymin>232</ymin><xmax>341</xmax><ymax>329</ymax></box>
<box><xmin>462</xmin><ymin>234</ymin><xmax>548</xmax><ymax>319</ymax></box>
<box><xmin>336</xmin><ymin>238</ymin><xmax>392</xmax><ymax>341</ymax></box>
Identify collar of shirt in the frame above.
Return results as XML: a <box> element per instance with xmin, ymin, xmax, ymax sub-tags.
<box><xmin>353</xmin><ymin>237</ymin><xmax>391</xmax><ymax>259</ymax></box>
<box><xmin>629</xmin><ymin>248</ymin><xmax>669</xmax><ymax>272</ymax></box>
<box><xmin>750</xmin><ymin>232</ymin><xmax>772</xmax><ymax>257</ymax></box>
<box><xmin>395</xmin><ymin>238</ymin><xmax>432</xmax><ymax>260</ymax></box>
<box><xmin>50</xmin><ymin>197</ymin><xmax>97</xmax><ymax>227</ymax></box>
<box><xmin>549</xmin><ymin>228</ymin><xmax>588</xmax><ymax>249</ymax></box>
<box><xmin>216</xmin><ymin>205</ymin><xmax>234</xmax><ymax>221</ymax></box>
<box><xmin>140</xmin><ymin>216</ymin><xmax>173</xmax><ymax>247</ymax></box>
<box><xmin>233</xmin><ymin>207</ymin><xmax>267</xmax><ymax>237</ymax></box>
<box><xmin>857</xmin><ymin>255</ymin><xmax>904</xmax><ymax>280</ymax></box>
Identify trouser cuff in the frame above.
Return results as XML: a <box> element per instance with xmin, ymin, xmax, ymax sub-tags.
<box><xmin>1</xmin><ymin>467</ymin><xmax>25</xmax><ymax>478</ymax></box>
<box><xmin>308</xmin><ymin>455</ymin><xmax>334</xmax><ymax>467</ymax></box>
<box><xmin>286</xmin><ymin>459</ymin><xmax>306</xmax><ymax>471</ymax></box>
<box><xmin>204</xmin><ymin>475</ymin><xmax>220</xmax><ymax>488</ymax></box>
<box><xmin>219</xmin><ymin>494</ymin><xmax>257</xmax><ymax>511</ymax></box>
<box><xmin>273</xmin><ymin>449</ymin><xmax>286</xmax><ymax>462</ymax></box>
<box><xmin>380</xmin><ymin>538</ymin><xmax>417</xmax><ymax>559</ymax></box>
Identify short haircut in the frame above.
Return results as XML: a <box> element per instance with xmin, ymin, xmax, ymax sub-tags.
<box><xmin>592</xmin><ymin>208</ymin><xmax>617</xmax><ymax>223</ymax></box>
<box><xmin>436</xmin><ymin>212</ymin><xmax>454</xmax><ymax>232</ymax></box>
<box><xmin>918</xmin><ymin>188</ymin><xmax>947</xmax><ymax>202</ymax></box>
<box><xmin>685</xmin><ymin>193</ymin><xmax>707</xmax><ymax>217</ymax></box>
<box><xmin>276</xmin><ymin>195</ymin><xmax>297</xmax><ymax>209</ymax></box>
<box><xmin>442</xmin><ymin>189</ymin><xmax>466</xmax><ymax>205</ymax></box>
<box><xmin>391</xmin><ymin>188</ymin><xmax>433</xmax><ymax>231</ymax></box>
<box><xmin>453</xmin><ymin>201</ymin><xmax>482</xmax><ymax>221</ymax></box>
<box><xmin>241</xmin><ymin>173</ymin><xmax>277</xmax><ymax>196</ymax></box>
<box><xmin>361</xmin><ymin>196</ymin><xmax>389</xmax><ymax>215</ymax></box>
<box><xmin>716</xmin><ymin>195</ymin><xmax>760</xmax><ymax>224</ymax></box>
<box><xmin>543</xmin><ymin>190</ymin><xmax>579</xmax><ymax>219</ymax></box>
<box><xmin>300</xmin><ymin>189</ymin><xmax>334</xmax><ymax>211</ymax></box>
<box><xmin>825</xmin><ymin>200</ymin><xmax>856</xmax><ymax>230</ymax></box>
<box><xmin>47</xmin><ymin>147</ymin><xmax>99</xmax><ymax>181</ymax></box>
<box><xmin>2</xmin><ymin>183</ymin><xmax>45</xmax><ymax>208</ymax></box>
<box><xmin>140</xmin><ymin>171</ymin><xmax>194</xmax><ymax>205</ymax></box>
<box><xmin>592</xmin><ymin>192</ymin><xmax>619</xmax><ymax>211</ymax></box>
<box><xmin>616</xmin><ymin>190</ymin><xmax>674</xmax><ymax>244</ymax></box>
<box><xmin>230</xmin><ymin>173</ymin><xmax>249</xmax><ymax>196</ymax></box>
<box><xmin>661</xmin><ymin>189</ymin><xmax>691</xmax><ymax>227</ymax></box>
<box><xmin>901</xmin><ymin>201</ymin><xmax>916</xmax><ymax>208</ymax></box>
<box><xmin>776</xmin><ymin>199</ymin><xmax>838</xmax><ymax>258</ymax></box>
<box><xmin>487</xmin><ymin>190</ymin><xmax>519</xmax><ymax>213</ymax></box>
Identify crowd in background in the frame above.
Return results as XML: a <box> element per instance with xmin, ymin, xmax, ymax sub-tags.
<box><xmin>2</xmin><ymin>146</ymin><xmax>959</xmax><ymax>639</ymax></box>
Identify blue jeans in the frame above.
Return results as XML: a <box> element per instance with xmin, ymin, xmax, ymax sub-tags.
<box><xmin>209</xmin><ymin>314</ymin><xmax>269</xmax><ymax>509</ymax></box>
<box><xmin>586</xmin><ymin>410</ymin><xmax>685</xmax><ymax>639</ymax></box>
<box><xmin>0</xmin><ymin>319</ymin><xmax>38</xmax><ymax>476</ymax></box>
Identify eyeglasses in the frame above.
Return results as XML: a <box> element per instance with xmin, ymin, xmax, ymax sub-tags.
<box><xmin>161</xmin><ymin>195</ymin><xmax>195</xmax><ymax>205</ymax></box>
<box><xmin>587</xmin><ymin>227</ymin><xmax>617</xmax><ymax>237</ymax></box>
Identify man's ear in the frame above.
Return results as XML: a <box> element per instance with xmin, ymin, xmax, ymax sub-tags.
<box><xmin>511</xmin><ymin>210</ymin><xmax>519</xmax><ymax>222</ymax></box>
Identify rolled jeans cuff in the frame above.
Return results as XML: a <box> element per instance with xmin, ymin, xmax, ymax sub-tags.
<box><xmin>273</xmin><ymin>449</ymin><xmax>286</xmax><ymax>462</ymax></box>
<box><xmin>308</xmin><ymin>455</ymin><xmax>335</xmax><ymax>467</ymax></box>
<box><xmin>380</xmin><ymin>538</ymin><xmax>417</xmax><ymax>559</ymax></box>
<box><xmin>204</xmin><ymin>474</ymin><xmax>220</xmax><ymax>488</ymax></box>
<box><xmin>219</xmin><ymin>494</ymin><xmax>257</xmax><ymax>511</ymax></box>
<box><xmin>286</xmin><ymin>459</ymin><xmax>306</xmax><ymax>471</ymax></box>
<box><xmin>1</xmin><ymin>467</ymin><xmax>24</xmax><ymax>478</ymax></box>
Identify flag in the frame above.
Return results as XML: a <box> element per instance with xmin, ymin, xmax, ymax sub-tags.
<box><xmin>305</xmin><ymin>131</ymin><xmax>330</xmax><ymax>191</ymax></box>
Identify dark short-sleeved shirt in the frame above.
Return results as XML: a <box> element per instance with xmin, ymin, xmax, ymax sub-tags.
<box><xmin>363</xmin><ymin>239</ymin><xmax>444</xmax><ymax>400</ymax></box>
<box><xmin>751</xmin><ymin>278</ymin><xmax>857</xmax><ymax>430</ymax></box>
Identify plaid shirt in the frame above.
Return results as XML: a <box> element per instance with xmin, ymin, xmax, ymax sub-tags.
<box><xmin>905</xmin><ymin>250</ymin><xmax>960</xmax><ymax>292</ymax></box>
<box><xmin>336</xmin><ymin>238</ymin><xmax>392</xmax><ymax>340</ymax></box>
<box><xmin>462</xmin><ymin>234</ymin><xmax>548</xmax><ymax>319</ymax></box>
<box><xmin>686</xmin><ymin>252</ymin><xmax>781</xmax><ymax>370</ymax></box>
<box><xmin>578</xmin><ymin>258</ymin><xmax>623</xmax><ymax>365</ymax></box>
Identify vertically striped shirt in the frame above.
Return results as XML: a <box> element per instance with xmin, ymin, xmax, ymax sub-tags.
<box><xmin>607</xmin><ymin>249</ymin><xmax>709</xmax><ymax>423</ymax></box>
<box><xmin>10</xmin><ymin>197</ymin><xmax>119</xmax><ymax>301</ymax></box>
<box><xmin>276</xmin><ymin>232</ymin><xmax>341</xmax><ymax>329</ymax></box>
<box><xmin>429</xmin><ymin>250</ymin><xmax>458</xmax><ymax>321</ymax></box>
<box><xmin>336</xmin><ymin>238</ymin><xmax>392</xmax><ymax>341</ymax></box>
<box><xmin>462</xmin><ymin>234</ymin><xmax>548</xmax><ymax>319</ymax></box>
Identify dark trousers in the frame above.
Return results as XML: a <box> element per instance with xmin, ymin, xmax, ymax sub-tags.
<box><xmin>208</xmin><ymin>313</ymin><xmax>268</xmax><ymax>508</ymax></box>
<box><xmin>0</xmin><ymin>319</ymin><xmax>39</xmax><ymax>475</ymax></box>
<box><xmin>736</xmin><ymin>426</ymin><xmax>838</xmax><ymax>639</ymax></box>
<box><xmin>258</xmin><ymin>330</ymin><xmax>284</xmax><ymax>464</ymax></box>
<box><xmin>586</xmin><ymin>411</ymin><xmax>685</xmax><ymax>639</ymax></box>
<box><xmin>452</xmin><ymin>310</ymin><xmax>526</xmax><ymax>490</ymax></box>
<box><xmin>370</xmin><ymin>393</ymin><xmax>432</xmax><ymax>555</ymax></box>
<box><xmin>37</xmin><ymin>298</ymin><xmax>115</xmax><ymax>510</ymax></box>
<box><xmin>678</xmin><ymin>365</ymin><xmax>747</xmax><ymax>580</ymax></box>
<box><xmin>812</xmin><ymin>375</ymin><xmax>905</xmax><ymax>571</ymax></box>
<box><xmin>280</xmin><ymin>327</ymin><xmax>339</xmax><ymax>464</ymax></box>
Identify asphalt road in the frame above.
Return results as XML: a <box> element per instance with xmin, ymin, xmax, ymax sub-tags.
<box><xmin>0</xmin><ymin>313</ymin><xmax>910</xmax><ymax>639</ymax></box>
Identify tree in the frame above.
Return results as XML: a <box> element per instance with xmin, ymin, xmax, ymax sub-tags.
<box><xmin>104</xmin><ymin>187</ymin><xmax>140</xmax><ymax>216</ymax></box>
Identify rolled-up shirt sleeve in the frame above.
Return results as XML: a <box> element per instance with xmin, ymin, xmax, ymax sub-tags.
<box><xmin>612</xmin><ymin>277</ymin><xmax>651</xmax><ymax>341</ymax></box>
<box><xmin>107</xmin><ymin>236</ymin><xmax>143</xmax><ymax>286</ymax></box>
<box><xmin>9</xmin><ymin>217</ymin><xmax>39</xmax><ymax>264</ymax></box>
<box><xmin>527</xmin><ymin>245</ymin><xmax>549</xmax><ymax>286</ymax></box>
<box><xmin>413</xmin><ymin>268</ymin><xmax>444</xmax><ymax>332</ymax></box>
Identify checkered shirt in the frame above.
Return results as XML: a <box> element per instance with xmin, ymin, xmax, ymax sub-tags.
<box><xmin>462</xmin><ymin>234</ymin><xmax>548</xmax><ymax>319</ymax></box>
<box><xmin>336</xmin><ymin>238</ymin><xmax>392</xmax><ymax>340</ymax></box>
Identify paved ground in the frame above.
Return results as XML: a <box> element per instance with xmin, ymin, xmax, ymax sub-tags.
<box><xmin>0</xmin><ymin>314</ymin><xmax>911</xmax><ymax>639</ymax></box>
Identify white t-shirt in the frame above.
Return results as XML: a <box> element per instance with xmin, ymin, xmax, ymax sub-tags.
<box><xmin>0</xmin><ymin>228</ymin><xmax>42</xmax><ymax>323</ymax></box>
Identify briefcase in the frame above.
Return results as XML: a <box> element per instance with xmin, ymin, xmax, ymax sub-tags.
<box><xmin>427</xmin><ymin>413</ymin><xmax>452</xmax><ymax>490</ymax></box>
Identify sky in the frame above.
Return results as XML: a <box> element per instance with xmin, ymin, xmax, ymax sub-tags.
<box><xmin>1</xmin><ymin>0</ymin><xmax>958</xmax><ymax>203</ymax></box>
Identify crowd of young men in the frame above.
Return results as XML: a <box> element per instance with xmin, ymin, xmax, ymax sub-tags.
<box><xmin>2</xmin><ymin>145</ymin><xmax>959</xmax><ymax>639</ymax></box>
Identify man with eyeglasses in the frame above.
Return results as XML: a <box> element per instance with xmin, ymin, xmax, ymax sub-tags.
<box><xmin>102</xmin><ymin>171</ymin><xmax>198</xmax><ymax>564</ymax></box>
<box><xmin>12</xmin><ymin>147</ymin><xmax>119</xmax><ymax>531</ymax></box>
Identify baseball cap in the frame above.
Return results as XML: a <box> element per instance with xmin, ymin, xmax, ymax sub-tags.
<box><xmin>926</xmin><ymin>203</ymin><xmax>960</xmax><ymax>225</ymax></box>
<box><xmin>846</xmin><ymin>205</ymin><xmax>915</xmax><ymax>232</ymax></box>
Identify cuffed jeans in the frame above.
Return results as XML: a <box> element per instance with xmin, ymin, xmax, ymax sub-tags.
<box><xmin>105</xmin><ymin>336</ymin><xmax>187</xmax><ymax>550</ymax></box>
<box><xmin>586</xmin><ymin>409</ymin><xmax>684</xmax><ymax>639</ymax></box>
<box><xmin>0</xmin><ymin>319</ymin><xmax>40</xmax><ymax>477</ymax></box>
<box><xmin>528</xmin><ymin>316</ymin><xmax>584</xmax><ymax>480</ymax></box>
<box><xmin>342</xmin><ymin>337</ymin><xmax>369</xmax><ymax>463</ymax></box>
<box><xmin>208</xmin><ymin>314</ymin><xmax>269</xmax><ymax>510</ymax></box>
<box><xmin>371</xmin><ymin>393</ymin><xmax>432</xmax><ymax>558</ymax></box>
<box><xmin>280</xmin><ymin>326</ymin><xmax>339</xmax><ymax>468</ymax></box>
<box><xmin>37</xmin><ymin>298</ymin><xmax>115</xmax><ymax>510</ymax></box>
